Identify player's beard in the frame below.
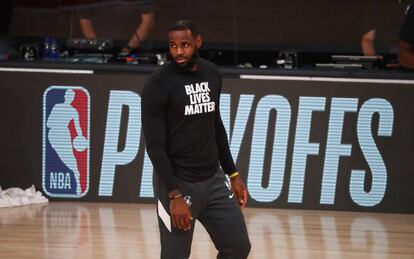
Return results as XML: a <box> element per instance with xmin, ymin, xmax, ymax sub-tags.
<box><xmin>170</xmin><ymin>50</ymin><xmax>199</xmax><ymax>72</ymax></box>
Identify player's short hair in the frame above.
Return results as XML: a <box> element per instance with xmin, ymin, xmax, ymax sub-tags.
<box><xmin>168</xmin><ymin>20</ymin><xmax>200</xmax><ymax>37</ymax></box>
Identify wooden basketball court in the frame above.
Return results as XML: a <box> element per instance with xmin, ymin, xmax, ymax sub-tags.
<box><xmin>0</xmin><ymin>202</ymin><xmax>413</xmax><ymax>258</ymax></box>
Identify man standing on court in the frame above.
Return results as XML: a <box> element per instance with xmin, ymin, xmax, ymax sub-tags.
<box><xmin>141</xmin><ymin>20</ymin><xmax>251</xmax><ymax>259</ymax></box>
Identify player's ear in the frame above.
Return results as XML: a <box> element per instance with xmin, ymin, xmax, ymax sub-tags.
<box><xmin>195</xmin><ymin>35</ymin><xmax>202</xmax><ymax>49</ymax></box>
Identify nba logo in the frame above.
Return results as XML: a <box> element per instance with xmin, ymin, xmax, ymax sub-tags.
<box><xmin>43</xmin><ymin>86</ymin><xmax>90</xmax><ymax>198</ymax></box>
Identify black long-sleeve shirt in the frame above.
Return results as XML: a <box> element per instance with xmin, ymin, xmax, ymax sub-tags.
<box><xmin>141</xmin><ymin>58</ymin><xmax>237</xmax><ymax>192</ymax></box>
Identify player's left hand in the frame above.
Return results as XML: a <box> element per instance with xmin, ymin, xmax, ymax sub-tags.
<box><xmin>230</xmin><ymin>175</ymin><xmax>248</xmax><ymax>208</ymax></box>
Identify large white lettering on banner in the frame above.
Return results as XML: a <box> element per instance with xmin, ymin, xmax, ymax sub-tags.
<box><xmin>97</xmin><ymin>91</ymin><xmax>394</xmax><ymax>208</ymax></box>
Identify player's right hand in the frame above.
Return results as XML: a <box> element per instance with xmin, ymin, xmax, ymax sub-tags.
<box><xmin>170</xmin><ymin>197</ymin><xmax>193</xmax><ymax>231</ymax></box>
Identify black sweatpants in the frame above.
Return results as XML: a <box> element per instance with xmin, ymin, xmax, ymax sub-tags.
<box><xmin>155</xmin><ymin>169</ymin><xmax>251</xmax><ymax>259</ymax></box>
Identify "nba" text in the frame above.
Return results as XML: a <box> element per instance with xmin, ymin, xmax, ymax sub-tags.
<box><xmin>50</xmin><ymin>172</ymin><xmax>71</xmax><ymax>190</ymax></box>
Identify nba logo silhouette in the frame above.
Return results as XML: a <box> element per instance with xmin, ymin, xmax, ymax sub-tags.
<box><xmin>43</xmin><ymin>86</ymin><xmax>90</xmax><ymax>198</ymax></box>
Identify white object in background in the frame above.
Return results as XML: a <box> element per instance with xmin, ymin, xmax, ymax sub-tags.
<box><xmin>0</xmin><ymin>185</ymin><xmax>48</xmax><ymax>208</ymax></box>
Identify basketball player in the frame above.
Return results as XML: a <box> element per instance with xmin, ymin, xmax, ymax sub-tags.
<box><xmin>141</xmin><ymin>20</ymin><xmax>251</xmax><ymax>259</ymax></box>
